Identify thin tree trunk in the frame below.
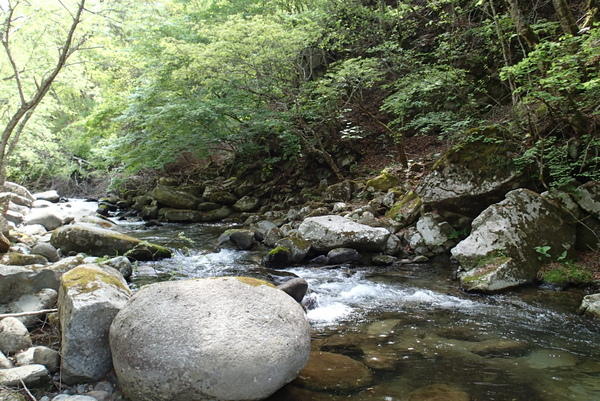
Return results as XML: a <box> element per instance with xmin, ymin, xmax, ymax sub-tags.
<box><xmin>0</xmin><ymin>0</ymin><xmax>87</xmax><ymax>184</ymax></box>
<box><xmin>504</xmin><ymin>0</ymin><xmax>539</xmax><ymax>48</ymax></box>
<box><xmin>584</xmin><ymin>0</ymin><xmax>599</xmax><ymax>29</ymax></box>
<box><xmin>552</xmin><ymin>0</ymin><xmax>580</xmax><ymax>35</ymax></box>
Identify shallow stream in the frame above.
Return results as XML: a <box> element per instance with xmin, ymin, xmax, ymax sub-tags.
<box><xmin>125</xmin><ymin>222</ymin><xmax>600</xmax><ymax>401</ymax></box>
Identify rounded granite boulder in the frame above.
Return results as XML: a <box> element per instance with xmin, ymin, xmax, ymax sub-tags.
<box><xmin>109</xmin><ymin>276</ymin><xmax>311</xmax><ymax>401</ymax></box>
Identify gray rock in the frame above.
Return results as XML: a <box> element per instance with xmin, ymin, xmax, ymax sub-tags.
<box><xmin>24</xmin><ymin>209</ymin><xmax>63</xmax><ymax>231</ymax></box>
<box><xmin>275</xmin><ymin>237</ymin><xmax>311</xmax><ymax>263</ymax></box>
<box><xmin>0</xmin><ymin>349</ymin><xmax>13</xmax><ymax>369</ymax></box>
<box><xmin>159</xmin><ymin>208</ymin><xmax>203</xmax><ymax>222</ymax></box>
<box><xmin>263</xmin><ymin>226</ymin><xmax>284</xmax><ymax>247</ymax></box>
<box><xmin>451</xmin><ymin>189</ymin><xmax>576</xmax><ymax>293</ymax></box>
<box><xmin>0</xmin><ymin>182</ymin><xmax>35</xmax><ymax>203</ymax></box>
<box><xmin>110</xmin><ymin>277</ymin><xmax>311</xmax><ymax>401</ymax></box>
<box><xmin>298</xmin><ymin>215</ymin><xmax>390</xmax><ymax>252</ymax></box>
<box><xmin>208</xmin><ymin>191</ymin><xmax>238</xmax><ymax>206</ymax></box>
<box><xmin>2</xmin><ymin>288</ymin><xmax>58</xmax><ymax>327</ymax></box>
<box><xmin>59</xmin><ymin>264</ymin><xmax>132</xmax><ymax>384</ymax></box>
<box><xmin>277</xmin><ymin>278</ymin><xmax>309</xmax><ymax>303</ymax></box>
<box><xmin>102</xmin><ymin>256</ymin><xmax>133</xmax><ymax>280</ymax></box>
<box><xmin>33</xmin><ymin>190</ymin><xmax>61</xmax><ymax>203</ymax></box>
<box><xmin>578</xmin><ymin>293</ymin><xmax>600</xmax><ymax>318</ymax></box>
<box><xmin>233</xmin><ymin>196</ymin><xmax>260</xmax><ymax>212</ymax></box>
<box><xmin>15</xmin><ymin>346</ymin><xmax>60</xmax><ymax>373</ymax></box>
<box><xmin>0</xmin><ymin>192</ymin><xmax>32</xmax><ymax>208</ymax></box>
<box><xmin>201</xmin><ymin>206</ymin><xmax>233</xmax><ymax>222</ymax></box>
<box><xmin>217</xmin><ymin>229</ymin><xmax>255</xmax><ymax>250</ymax></box>
<box><xmin>51</xmin><ymin>396</ymin><xmax>98</xmax><ymax>401</ymax></box>
<box><xmin>323</xmin><ymin>180</ymin><xmax>354</xmax><ymax>202</ymax></box>
<box><xmin>31</xmin><ymin>243</ymin><xmax>60</xmax><ymax>263</ymax></box>
<box><xmin>0</xmin><ymin>365</ymin><xmax>50</xmax><ymax>387</ymax></box>
<box><xmin>262</xmin><ymin>246</ymin><xmax>293</xmax><ymax>269</ymax></box>
<box><xmin>572</xmin><ymin>181</ymin><xmax>600</xmax><ymax>219</ymax></box>
<box><xmin>0</xmin><ymin>317</ymin><xmax>32</xmax><ymax>354</ymax></box>
<box><xmin>327</xmin><ymin>248</ymin><xmax>362</xmax><ymax>264</ymax></box>
<box><xmin>0</xmin><ymin>265</ymin><xmax>61</xmax><ymax>305</ymax></box>
<box><xmin>151</xmin><ymin>184</ymin><xmax>200</xmax><ymax>210</ymax></box>
<box><xmin>251</xmin><ymin>220</ymin><xmax>278</xmax><ymax>241</ymax></box>
<box><xmin>51</xmin><ymin>223</ymin><xmax>171</xmax><ymax>261</ymax></box>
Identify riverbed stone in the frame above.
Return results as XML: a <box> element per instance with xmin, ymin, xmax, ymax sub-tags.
<box><xmin>15</xmin><ymin>346</ymin><xmax>61</xmax><ymax>373</ymax></box>
<box><xmin>58</xmin><ymin>264</ymin><xmax>132</xmax><ymax>384</ymax></box>
<box><xmin>416</xmin><ymin>130</ymin><xmax>529</xmax><ymax>217</ymax></box>
<box><xmin>578</xmin><ymin>293</ymin><xmax>600</xmax><ymax>318</ymax></box>
<box><xmin>110</xmin><ymin>277</ymin><xmax>311</xmax><ymax>401</ymax></box>
<box><xmin>0</xmin><ymin>365</ymin><xmax>50</xmax><ymax>387</ymax></box>
<box><xmin>233</xmin><ymin>196</ymin><xmax>260</xmax><ymax>212</ymax></box>
<box><xmin>451</xmin><ymin>189</ymin><xmax>576</xmax><ymax>293</ymax></box>
<box><xmin>24</xmin><ymin>209</ymin><xmax>63</xmax><ymax>231</ymax></box>
<box><xmin>0</xmin><ymin>317</ymin><xmax>32</xmax><ymax>355</ymax></box>
<box><xmin>217</xmin><ymin>228</ymin><xmax>255</xmax><ymax>250</ymax></box>
<box><xmin>298</xmin><ymin>215</ymin><xmax>390</xmax><ymax>252</ymax></box>
<box><xmin>277</xmin><ymin>277</ymin><xmax>309</xmax><ymax>303</ymax></box>
<box><xmin>33</xmin><ymin>190</ymin><xmax>60</xmax><ymax>203</ymax></box>
<box><xmin>151</xmin><ymin>184</ymin><xmax>201</xmax><ymax>209</ymax></box>
<box><xmin>275</xmin><ymin>237</ymin><xmax>311</xmax><ymax>263</ymax></box>
<box><xmin>0</xmin><ymin>350</ymin><xmax>12</xmax><ymax>369</ymax></box>
<box><xmin>407</xmin><ymin>384</ymin><xmax>470</xmax><ymax>401</ymax></box>
<box><xmin>327</xmin><ymin>248</ymin><xmax>362</xmax><ymax>264</ymax></box>
<box><xmin>31</xmin><ymin>242</ymin><xmax>60</xmax><ymax>263</ymax></box>
<box><xmin>0</xmin><ymin>182</ymin><xmax>34</xmax><ymax>203</ymax></box>
<box><xmin>293</xmin><ymin>351</ymin><xmax>373</xmax><ymax>391</ymax></box>
<box><xmin>201</xmin><ymin>206</ymin><xmax>233</xmax><ymax>222</ymax></box>
<box><xmin>0</xmin><ymin>252</ymin><xmax>48</xmax><ymax>266</ymax></box>
<box><xmin>2</xmin><ymin>288</ymin><xmax>58</xmax><ymax>327</ymax></box>
<box><xmin>263</xmin><ymin>246</ymin><xmax>293</xmax><ymax>269</ymax></box>
<box><xmin>159</xmin><ymin>207</ymin><xmax>203</xmax><ymax>222</ymax></box>
<box><xmin>51</xmin><ymin>223</ymin><xmax>171</xmax><ymax>261</ymax></box>
<box><xmin>0</xmin><ymin>266</ymin><xmax>59</xmax><ymax>305</ymax></box>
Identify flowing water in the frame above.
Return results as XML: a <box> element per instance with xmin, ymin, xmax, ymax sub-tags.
<box><xmin>125</xmin><ymin>222</ymin><xmax>600</xmax><ymax>401</ymax></box>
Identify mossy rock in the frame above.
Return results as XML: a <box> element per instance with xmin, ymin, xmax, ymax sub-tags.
<box><xmin>385</xmin><ymin>191</ymin><xmax>422</xmax><ymax>227</ymax></box>
<box><xmin>263</xmin><ymin>246</ymin><xmax>292</xmax><ymax>269</ymax></box>
<box><xmin>366</xmin><ymin>169</ymin><xmax>401</xmax><ymax>192</ymax></box>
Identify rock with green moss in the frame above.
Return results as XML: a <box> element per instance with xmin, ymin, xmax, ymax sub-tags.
<box><xmin>385</xmin><ymin>191</ymin><xmax>422</xmax><ymax>228</ymax></box>
<box><xmin>151</xmin><ymin>184</ymin><xmax>201</xmax><ymax>210</ymax></box>
<box><xmin>58</xmin><ymin>264</ymin><xmax>132</xmax><ymax>384</ymax></box>
<box><xmin>218</xmin><ymin>228</ymin><xmax>255</xmax><ymax>250</ymax></box>
<box><xmin>109</xmin><ymin>276</ymin><xmax>310</xmax><ymax>401</ymax></box>
<box><xmin>275</xmin><ymin>237</ymin><xmax>312</xmax><ymax>263</ymax></box>
<box><xmin>416</xmin><ymin>127</ymin><xmax>530</xmax><ymax>217</ymax></box>
<box><xmin>201</xmin><ymin>206</ymin><xmax>233</xmax><ymax>222</ymax></box>
<box><xmin>159</xmin><ymin>207</ymin><xmax>203</xmax><ymax>223</ymax></box>
<box><xmin>452</xmin><ymin>189</ymin><xmax>576</xmax><ymax>293</ymax></box>
<box><xmin>366</xmin><ymin>169</ymin><xmax>401</xmax><ymax>192</ymax></box>
<box><xmin>51</xmin><ymin>223</ymin><xmax>171</xmax><ymax>261</ymax></box>
<box><xmin>578</xmin><ymin>293</ymin><xmax>600</xmax><ymax>318</ymax></box>
<box><xmin>0</xmin><ymin>252</ymin><xmax>48</xmax><ymax>266</ymax></box>
<box><xmin>263</xmin><ymin>246</ymin><xmax>292</xmax><ymax>269</ymax></box>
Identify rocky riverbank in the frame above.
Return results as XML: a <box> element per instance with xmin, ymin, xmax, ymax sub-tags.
<box><xmin>1</xmin><ymin>135</ymin><xmax>599</xmax><ymax>400</ymax></box>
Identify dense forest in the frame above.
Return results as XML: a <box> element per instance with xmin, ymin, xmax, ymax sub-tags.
<box><xmin>0</xmin><ymin>0</ymin><xmax>598</xmax><ymax>194</ymax></box>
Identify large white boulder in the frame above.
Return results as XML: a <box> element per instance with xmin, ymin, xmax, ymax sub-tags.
<box><xmin>451</xmin><ymin>189</ymin><xmax>576</xmax><ymax>293</ymax></box>
<box><xmin>110</xmin><ymin>277</ymin><xmax>311</xmax><ymax>401</ymax></box>
<box><xmin>298</xmin><ymin>215</ymin><xmax>390</xmax><ymax>252</ymax></box>
<box><xmin>58</xmin><ymin>264</ymin><xmax>132</xmax><ymax>384</ymax></box>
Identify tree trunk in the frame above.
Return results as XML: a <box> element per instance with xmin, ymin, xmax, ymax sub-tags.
<box><xmin>0</xmin><ymin>0</ymin><xmax>87</xmax><ymax>184</ymax></box>
<box><xmin>552</xmin><ymin>0</ymin><xmax>580</xmax><ymax>35</ymax></box>
<box><xmin>504</xmin><ymin>0</ymin><xmax>539</xmax><ymax>48</ymax></box>
<box><xmin>584</xmin><ymin>0</ymin><xmax>599</xmax><ymax>29</ymax></box>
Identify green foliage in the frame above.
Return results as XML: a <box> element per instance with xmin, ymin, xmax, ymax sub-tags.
<box><xmin>381</xmin><ymin>65</ymin><xmax>481</xmax><ymax>139</ymax></box>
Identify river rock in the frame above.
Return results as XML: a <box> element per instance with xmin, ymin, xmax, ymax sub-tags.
<box><xmin>277</xmin><ymin>277</ymin><xmax>309</xmax><ymax>303</ymax></box>
<box><xmin>578</xmin><ymin>293</ymin><xmax>600</xmax><ymax>318</ymax></box>
<box><xmin>451</xmin><ymin>189</ymin><xmax>576</xmax><ymax>293</ymax></box>
<box><xmin>293</xmin><ymin>351</ymin><xmax>373</xmax><ymax>391</ymax></box>
<box><xmin>0</xmin><ymin>192</ymin><xmax>32</xmax><ymax>209</ymax></box>
<box><xmin>151</xmin><ymin>184</ymin><xmax>201</xmax><ymax>209</ymax></box>
<box><xmin>233</xmin><ymin>196</ymin><xmax>260</xmax><ymax>212</ymax></box>
<box><xmin>2</xmin><ymin>288</ymin><xmax>58</xmax><ymax>327</ymax></box>
<box><xmin>201</xmin><ymin>206</ymin><xmax>233</xmax><ymax>222</ymax></box>
<box><xmin>33</xmin><ymin>190</ymin><xmax>61</xmax><ymax>203</ymax></box>
<box><xmin>0</xmin><ymin>365</ymin><xmax>50</xmax><ymax>387</ymax></box>
<box><xmin>262</xmin><ymin>246</ymin><xmax>293</xmax><ymax>269</ymax></box>
<box><xmin>407</xmin><ymin>384</ymin><xmax>470</xmax><ymax>401</ymax></box>
<box><xmin>0</xmin><ymin>350</ymin><xmax>12</xmax><ymax>369</ymax></box>
<box><xmin>0</xmin><ymin>233</ymin><xmax>10</xmax><ymax>253</ymax></box>
<box><xmin>275</xmin><ymin>237</ymin><xmax>311</xmax><ymax>263</ymax></box>
<box><xmin>298</xmin><ymin>215</ymin><xmax>390</xmax><ymax>252</ymax></box>
<box><xmin>572</xmin><ymin>181</ymin><xmax>600</xmax><ymax>219</ymax></box>
<box><xmin>58</xmin><ymin>264</ymin><xmax>132</xmax><ymax>384</ymax></box>
<box><xmin>110</xmin><ymin>277</ymin><xmax>311</xmax><ymax>401</ymax></box>
<box><xmin>208</xmin><ymin>190</ymin><xmax>238</xmax><ymax>206</ymax></box>
<box><xmin>24</xmin><ymin>209</ymin><xmax>63</xmax><ymax>231</ymax></box>
<box><xmin>324</xmin><ymin>180</ymin><xmax>354</xmax><ymax>202</ymax></box>
<box><xmin>15</xmin><ymin>346</ymin><xmax>61</xmax><ymax>373</ymax></box>
<box><xmin>366</xmin><ymin>169</ymin><xmax>401</xmax><ymax>192</ymax></box>
<box><xmin>0</xmin><ymin>182</ymin><xmax>34</xmax><ymax>202</ymax></box>
<box><xmin>31</xmin><ymin>242</ymin><xmax>60</xmax><ymax>263</ymax></box>
<box><xmin>217</xmin><ymin>228</ymin><xmax>255</xmax><ymax>250</ymax></box>
<box><xmin>416</xmin><ymin>130</ymin><xmax>528</xmax><ymax>217</ymax></box>
<box><xmin>51</xmin><ymin>223</ymin><xmax>171</xmax><ymax>261</ymax></box>
<box><xmin>101</xmin><ymin>256</ymin><xmax>133</xmax><ymax>280</ymax></box>
<box><xmin>0</xmin><ymin>266</ymin><xmax>60</xmax><ymax>304</ymax></box>
<box><xmin>159</xmin><ymin>208</ymin><xmax>203</xmax><ymax>222</ymax></box>
<box><xmin>327</xmin><ymin>248</ymin><xmax>361</xmax><ymax>264</ymax></box>
<box><xmin>0</xmin><ymin>317</ymin><xmax>32</xmax><ymax>354</ymax></box>
<box><xmin>0</xmin><ymin>252</ymin><xmax>48</xmax><ymax>266</ymax></box>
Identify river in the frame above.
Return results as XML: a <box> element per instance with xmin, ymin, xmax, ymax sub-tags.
<box><xmin>124</xmin><ymin>221</ymin><xmax>600</xmax><ymax>401</ymax></box>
